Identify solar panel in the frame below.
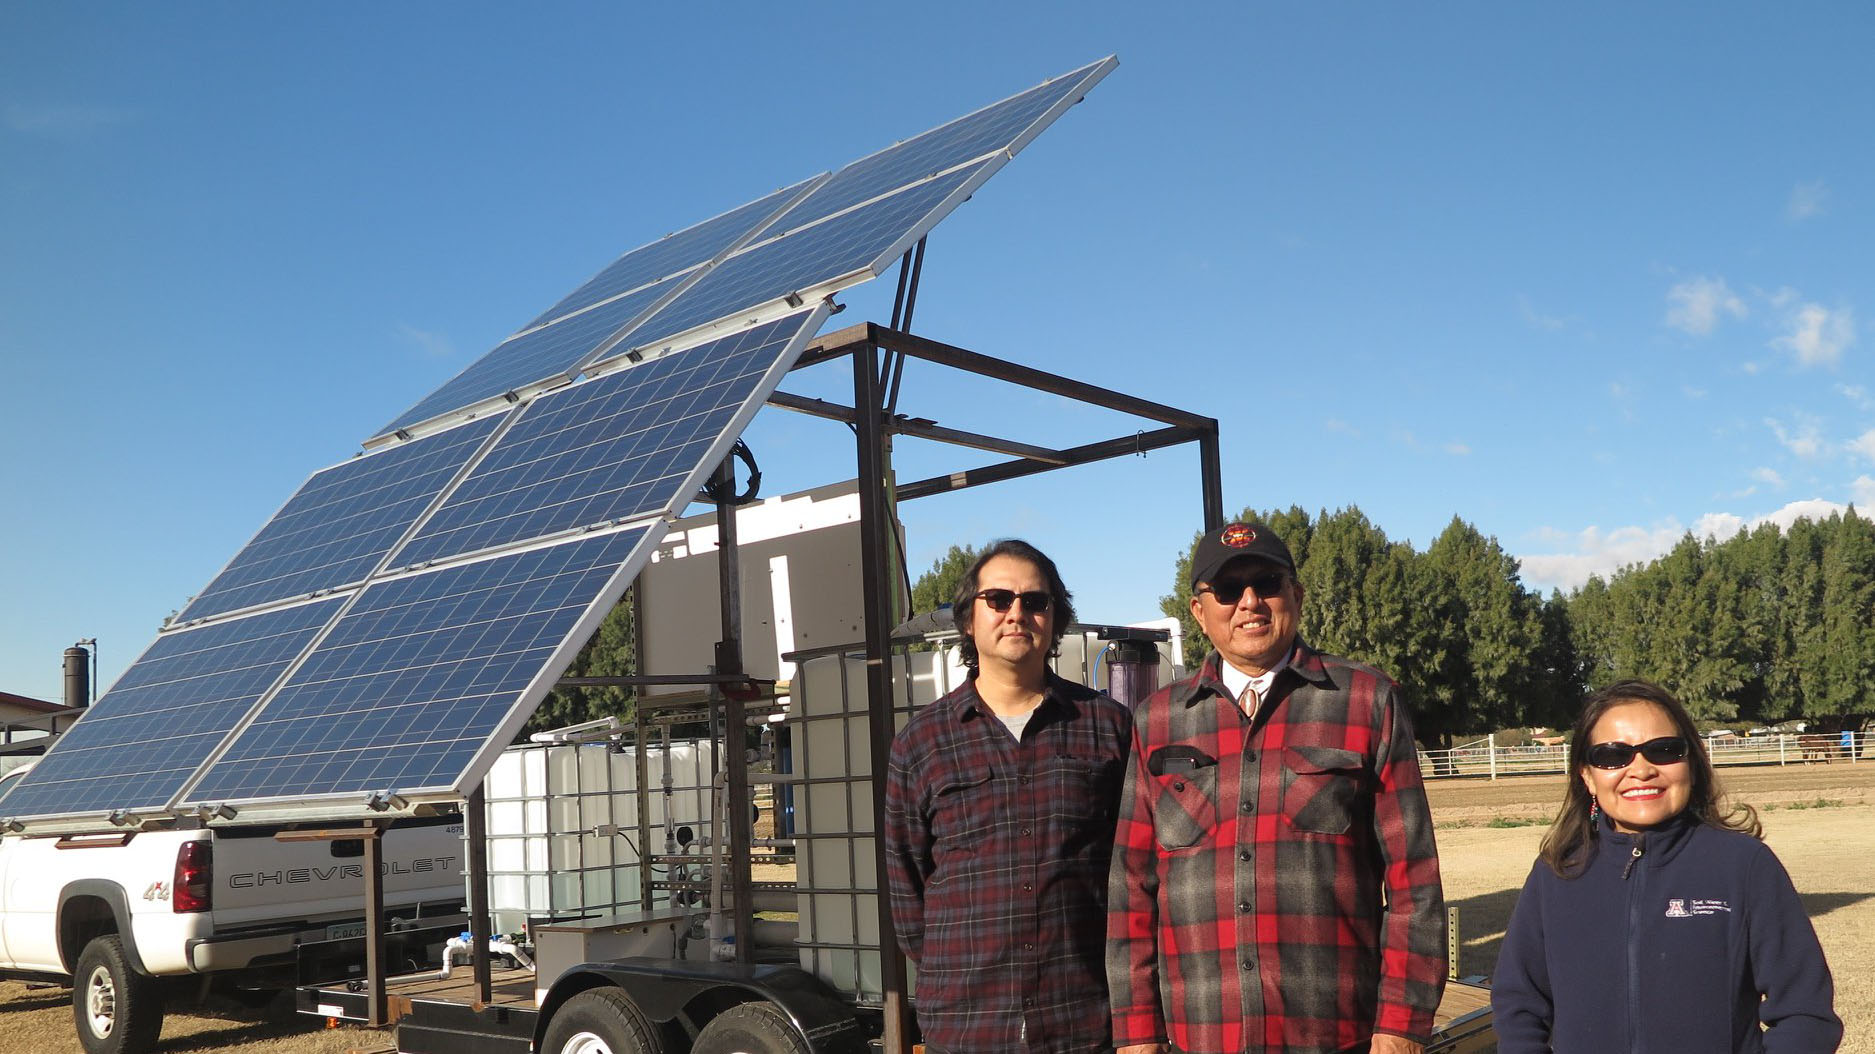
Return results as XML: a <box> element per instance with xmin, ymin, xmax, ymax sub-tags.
<box><xmin>604</xmin><ymin>163</ymin><xmax>990</xmax><ymax>359</ymax></box>
<box><xmin>378</xmin><ymin>273</ymin><xmax>688</xmax><ymax>438</ymax></box>
<box><xmin>177</xmin><ymin>415</ymin><xmax>507</xmax><ymax>623</ymax></box>
<box><xmin>0</xmin><ymin>599</ymin><xmax>344</xmax><ymax>820</ymax></box>
<box><xmin>769</xmin><ymin>57</ymin><xmax>1113</xmax><ymax>236</ymax></box>
<box><xmin>373</xmin><ymin>58</ymin><xmax>1114</xmax><ymax>440</ymax></box>
<box><xmin>523</xmin><ymin>177</ymin><xmax>823</xmax><ymax>329</ymax></box>
<box><xmin>392</xmin><ymin>307</ymin><xmax>826</xmax><ymax>566</ymax></box>
<box><xmin>180</xmin><ymin>528</ymin><xmax>651</xmax><ymax>806</ymax></box>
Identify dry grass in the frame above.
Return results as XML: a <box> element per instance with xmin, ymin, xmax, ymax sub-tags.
<box><xmin>4</xmin><ymin>761</ymin><xmax>1871</xmax><ymax>1053</ymax></box>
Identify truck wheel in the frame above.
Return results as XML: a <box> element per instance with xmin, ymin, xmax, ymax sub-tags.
<box><xmin>691</xmin><ymin>1002</ymin><xmax>810</xmax><ymax>1054</ymax></box>
<box><xmin>542</xmin><ymin>988</ymin><xmax>664</xmax><ymax>1054</ymax></box>
<box><xmin>73</xmin><ymin>935</ymin><xmax>164</xmax><ymax>1054</ymax></box>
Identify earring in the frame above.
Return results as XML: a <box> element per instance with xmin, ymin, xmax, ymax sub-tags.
<box><xmin>1588</xmin><ymin>796</ymin><xmax>1601</xmax><ymax>828</ymax></box>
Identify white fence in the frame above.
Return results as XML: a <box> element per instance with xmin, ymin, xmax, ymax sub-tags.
<box><xmin>1418</xmin><ymin>731</ymin><xmax>1868</xmax><ymax>780</ymax></box>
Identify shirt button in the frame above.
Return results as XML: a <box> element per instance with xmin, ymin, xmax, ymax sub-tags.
<box><xmin>1019</xmin><ymin>774</ymin><xmax>1031</xmax><ymax>784</ymax></box>
<box><xmin>1238</xmin><ymin>901</ymin><xmax>1250</xmax><ymax>913</ymax></box>
<box><xmin>1240</xmin><ymin>800</ymin><xmax>1253</xmax><ymax>813</ymax></box>
<box><xmin>1242</xmin><ymin>958</ymin><xmax>1256</xmax><ymax>972</ymax></box>
<box><xmin>1245</xmin><ymin>749</ymin><xmax>1257</xmax><ymax>761</ymax></box>
<box><xmin>1173</xmin><ymin>780</ymin><xmax>1186</xmax><ymax>792</ymax></box>
<box><xmin>1022</xmin><ymin>882</ymin><xmax>1033</xmax><ymax>892</ymax></box>
<box><xmin>1239</xmin><ymin>849</ymin><xmax>1251</xmax><ymax>862</ymax></box>
<box><xmin>1024</xmin><ymin>942</ymin><xmax>1034</xmax><ymax>951</ymax></box>
<box><xmin>1020</xmin><ymin>827</ymin><xmax>1031</xmax><ymax>837</ymax></box>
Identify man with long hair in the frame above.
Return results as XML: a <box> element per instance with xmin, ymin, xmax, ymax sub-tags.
<box><xmin>883</xmin><ymin>539</ymin><xmax>1131</xmax><ymax>1054</ymax></box>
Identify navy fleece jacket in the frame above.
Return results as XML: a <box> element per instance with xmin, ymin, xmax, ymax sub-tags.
<box><xmin>1492</xmin><ymin>814</ymin><xmax>1840</xmax><ymax>1053</ymax></box>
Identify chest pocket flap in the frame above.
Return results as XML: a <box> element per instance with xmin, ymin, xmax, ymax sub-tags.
<box><xmin>1281</xmin><ymin>745</ymin><xmax>1366</xmax><ymax>836</ymax></box>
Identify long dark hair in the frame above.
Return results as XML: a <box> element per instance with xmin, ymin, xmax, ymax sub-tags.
<box><xmin>1539</xmin><ymin>679</ymin><xmax>1760</xmax><ymax>878</ymax></box>
<box><xmin>950</xmin><ymin>539</ymin><xmax>1076</xmax><ymax>670</ymax></box>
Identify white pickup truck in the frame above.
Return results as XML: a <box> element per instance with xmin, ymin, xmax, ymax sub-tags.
<box><xmin>0</xmin><ymin>764</ymin><xmax>466</xmax><ymax>1054</ymax></box>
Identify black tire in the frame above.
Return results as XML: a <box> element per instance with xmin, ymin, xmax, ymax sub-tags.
<box><xmin>72</xmin><ymin>935</ymin><xmax>163</xmax><ymax>1054</ymax></box>
<box><xmin>691</xmin><ymin>1001</ymin><xmax>811</xmax><ymax>1054</ymax></box>
<box><xmin>542</xmin><ymin>988</ymin><xmax>664</xmax><ymax>1054</ymax></box>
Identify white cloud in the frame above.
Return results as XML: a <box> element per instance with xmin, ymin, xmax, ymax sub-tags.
<box><xmin>1771</xmin><ymin>300</ymin><xmax>1854</xmax><ymax>366</ymax></box>
<box><xmin>1520</xmin><ymin>498</ymin><xmax>1857</xmax><ymax>591</ymax></box>
<box><xmin>1682</xmin><ymin>385</ymin><xmax>1708</xmax><ymax>399</ymax></box>
<box><xmin>1766</xmin><ymin>417</ymin><xmax>1825</xmax><ymax>458</ymax></box>
<box><xmin>1849</xmin><ymin>429</ymin><xmax>1875</xmax><ymax>462</ymax></box>
<box><xmin>1839</xmin><ymin>384</ymin><xmax>1874</xmax><ymax>410</ymax></box>
<box><xmin>1751</xmin><ymin>467</ymin><xmax>1785</xmax><ymax>487</ymax></box>
<box><xmin>1787</xmin><ymin>179</ymin><xmax>1829</xmax><ymax>221</ymax></box>
<box><xmin>1854</xmin><ymin>476</ymin><xmax>1875</xmax><ymax>508</ymax></box>
<box><xmin>1665</xmin><ymin>276</ymin><xmax>1747</xmax><ymax>336</ymax></box>
<box><xmin>397</xmin><ymin>324</ymin><xmax>456</xmax><ymax>359</ymax></box>
<box><xmin>1444</xmin><ymin>442</ymin><xmax>1471</xmax><ymax>456</ymax></box>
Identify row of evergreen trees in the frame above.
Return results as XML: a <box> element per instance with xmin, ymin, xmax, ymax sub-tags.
<box><xmin>531</xmin><ymin>505</ymin><xmax>1875</xmax><ymax>744</ymax></box>
<box><xmin>1161</xmin><ymin>505</ymin><xmax>1875</xmax><ymax>747</ymax></box>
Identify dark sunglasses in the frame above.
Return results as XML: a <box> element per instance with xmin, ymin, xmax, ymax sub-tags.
<box><xmin>1197</xmin><ymin>571</ymin><xmax>1289</xmax><ymax>607</ymax></box>
<box><xmin>1585</xmin><ymin>736</ymin><xmax>1690</xmax><ymax>770</ymax></box>
<box><xmin>971</xmin><ymin>588</ymin><xmax>1053</xmax><ymax>614</ymax></box>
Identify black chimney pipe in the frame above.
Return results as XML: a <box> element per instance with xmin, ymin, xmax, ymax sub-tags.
<box><xmin>63</xmin><ymin>647</ymin><xmax>90</xmax><ymax>710</ymax></box>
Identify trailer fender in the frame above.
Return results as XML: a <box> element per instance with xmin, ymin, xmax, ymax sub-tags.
<box><xmin>539</xmin><ymin>958</ymin><xmax>867</xmax><ymax>1054</ymax></box>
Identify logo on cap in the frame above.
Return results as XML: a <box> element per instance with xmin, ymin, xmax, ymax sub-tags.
<box><xmin>1220</xmin><ymin>523</ymin><xmax>1255</xmax><ymax>548</ymax></box>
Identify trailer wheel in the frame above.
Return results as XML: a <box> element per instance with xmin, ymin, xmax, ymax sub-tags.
<box><xmin>691</xmin><ymin>1001</ymin><xmax>810</xmax><ymax>1054</ymax></box>
<box><xmin>72</xmin><ymin>935</ymin><xmax>164</xmax><ymax>1054</ymax></box>
<box><xmin>543</xmin><ymin>988</ymin><xmax>664</xmax><ymax>1054</ymax></box>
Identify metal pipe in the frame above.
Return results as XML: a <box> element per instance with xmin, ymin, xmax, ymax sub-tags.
<box><xmin>713</xmin><ymin>458</ymin><xmax>754</xmax><ymax>964</ymax></box>
<box><xmin>854</xmin><ymin>337</ymin><xmax>911</xmax><ymax>1053</ymax></box>
<box><xmin>466</xmin><ymin>785</ymin><xmax>492</xmax><ymax>1003</ymax></box>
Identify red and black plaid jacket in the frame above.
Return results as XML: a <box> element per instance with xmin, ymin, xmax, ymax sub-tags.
<box><xmin>1106</xmin><ymin>644</ymin><xmax>1445</xmax><ymax>1053</ymax></box>
<box><xmin>884</xmin><ymin>672</ymin><xmax>1132</xmax><ymax>1054</ymax></box>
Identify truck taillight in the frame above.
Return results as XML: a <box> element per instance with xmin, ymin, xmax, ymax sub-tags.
<box><xmin>173</xmin><ymin>840</ymin><xmax>212</xmax><ymax>913</ymax></box>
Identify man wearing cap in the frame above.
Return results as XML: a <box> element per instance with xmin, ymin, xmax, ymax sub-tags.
<box><xmin>885</xmin><ymin>539</ymin><xmax>1132</xmax><ymax>1054</ymax></box>
<box><xmin>1107</xmin><ymin>522</ymin><xmax>1444</xmax><ymax>1054</ymax></box>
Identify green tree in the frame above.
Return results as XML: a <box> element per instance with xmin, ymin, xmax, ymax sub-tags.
<box><xmin>910</xmin><ymin>544</ymin><xmax>981</xmax><ymax>615</ymax></box>
<box><xmin>1420</xmin><ymin>518</ymin><xmax>1544</xmax><ymax>741</ymax></box>
<box><xmin>526</xmin><ymin>588</ymin><xmax>637</xmax><ymax>737</ymax></box>
<box><xmin>1819</xmin><ymin>508</ymin><xmax>1875</xmax><ymax>722</ymax></box>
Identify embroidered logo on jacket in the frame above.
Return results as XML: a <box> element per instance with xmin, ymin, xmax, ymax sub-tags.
<box><xmin>1664</xmin><ymin>898</ymin><xmax>1731</xmax><ymax>917</ymax></box>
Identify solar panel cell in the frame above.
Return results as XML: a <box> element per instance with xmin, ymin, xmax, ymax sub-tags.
<box><xmin>524</xmin><ymin>178</ymin><xmax>820</xmax><ymax>329</ymax></box>
<box><xmin>183</xmin><ymin>529</ymin><xmax>649</xmax><ymax>804</ymax></box>
<box><xmin>391</xmin><ymin>311</ymin><xmax>822</xmax><ymax>565</ymax></box>
<box><xmin>0</xmin><ymin>599</ymin><xmax>344</xmax><ymax>819</ymax></box>
<box><xmin>617</xmin><ymin>164</ymin><xmax>986</xmax><ymax>356</ymax></box>
<box><xmin>380</xmin><ymin>272</ymin><xmax>684</xmax><ymax>437</ymax></box>
<box><xmin>178</xmin><ymin>415</ymin><xmax>506</xmax><ymax>623</ymax></box>
<box><xmin>771</xmin><ymin>58</ymin><xmax>1108</xmax><ymax>235</ymax></box>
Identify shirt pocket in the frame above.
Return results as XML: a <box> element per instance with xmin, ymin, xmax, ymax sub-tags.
<box><xmin>1281</xmin><ymin>745</ymin><xmax>1364</xmax><ymax>836</ymax></box>
<box><xmin>929</xmin><ymin>766</ymin><xmax>996</xmax><ymax>848</ymax></box>
<box><xmin>1150</xmin><ymin>765</ymin><xmax>1219</xmax><ymax>851</ymax></box>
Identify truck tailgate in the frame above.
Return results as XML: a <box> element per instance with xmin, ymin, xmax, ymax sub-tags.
<box><xmin>210</xmin><ymin>818</ymin><xmax>463</xmax><ymax>930</ymax></box>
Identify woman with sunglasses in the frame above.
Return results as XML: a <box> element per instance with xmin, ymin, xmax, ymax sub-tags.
<box><xmin>1492</xmin><ymin>679</ymin><xmax>1840</xmax><ymax>1052</ymax></box>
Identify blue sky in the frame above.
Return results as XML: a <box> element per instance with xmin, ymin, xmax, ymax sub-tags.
<box><xmin>4</xmin><ymin>4</ymin><xmax>1872</xmax><ymax>702</ymax></box>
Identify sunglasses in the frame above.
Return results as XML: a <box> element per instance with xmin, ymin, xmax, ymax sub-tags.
<box><xmin>971</xmin><ymin>588</ymin><xmax>1053</xmax><ymax>615</ymax></box>
<box><xmin>1197</xmin><ymin>571</ymin><xmax>1289</xmax><ymax>607</ymax></box>
<box><xmin>1585</xmin><ymin>736</ymin><xmax>1690</xmax><ymax>770</ymax></box>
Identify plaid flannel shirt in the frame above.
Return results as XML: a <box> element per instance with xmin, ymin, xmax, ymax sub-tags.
<box><xmin>884</xmin><ymin>672</ymin><xmax>1132</xmax><ymax>1054</ymax></box>
<box><xmin>1106</xmin><ymin>644</ymin><xmax>1445</xmax><ymax>1053</ymax></box>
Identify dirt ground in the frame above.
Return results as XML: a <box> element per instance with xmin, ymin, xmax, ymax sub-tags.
<box><xmin>4</xmin><ymin>761</ymin><xmax>1870</xmax><ymax>1052</ymax></box>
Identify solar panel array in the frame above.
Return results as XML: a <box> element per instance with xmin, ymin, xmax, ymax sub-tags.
<box><xmin>185</xmin><ymin>529</ymin><xmax>652</xmax><ymax>804</ymax></box>
<box><xmin>0</xmin><ymin>58</ymin><xmax>1114</xmax><ymax>829</ymax></box>
<box><xmin>372</xmin><ymin>56</ymin><xmax>1115</xmax><ymax>441</ymax></box>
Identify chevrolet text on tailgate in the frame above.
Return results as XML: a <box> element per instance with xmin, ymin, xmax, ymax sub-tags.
<box><xmin>0</xmin><ymin>764</ymin><xmax>465</xmax><ymax>1054</ymax></box>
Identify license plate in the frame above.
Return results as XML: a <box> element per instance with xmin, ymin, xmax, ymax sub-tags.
<box><xmin>325</xmin><ymin>922</ymin><xmax>366</xmax><ymax>940</ymax></box>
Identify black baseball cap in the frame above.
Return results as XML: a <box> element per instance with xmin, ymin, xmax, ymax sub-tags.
<box><xmin>1190</xmin><ymin>522</ymin><xmax>1296</xmax><ymax>589</ymax></box>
